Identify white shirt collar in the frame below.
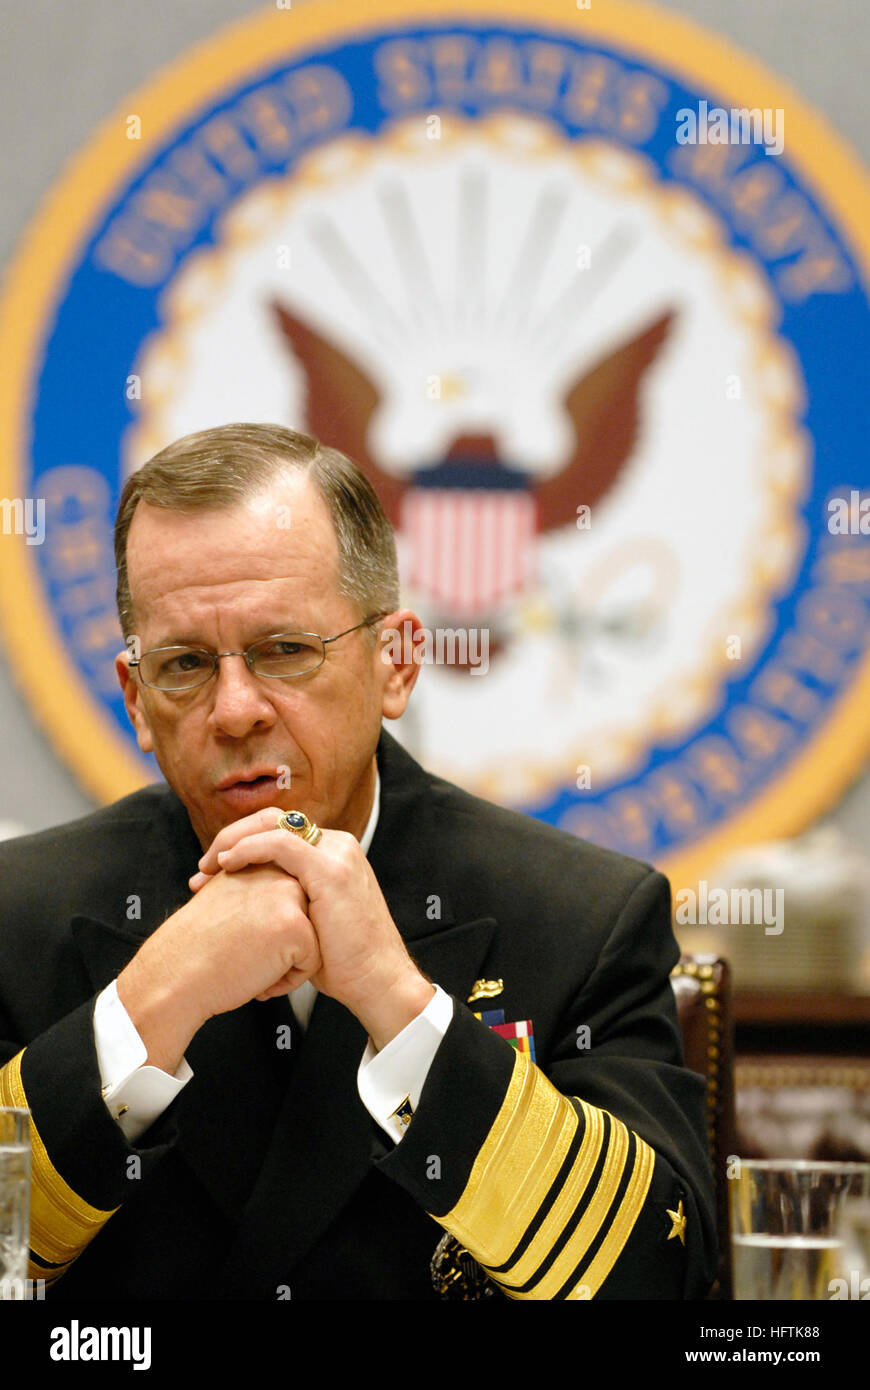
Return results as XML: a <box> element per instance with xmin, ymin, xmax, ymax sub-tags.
<box><xmin>358</xmin><ymin>766</ymin><xmax>380</xmax><ymax>856</ymax></box>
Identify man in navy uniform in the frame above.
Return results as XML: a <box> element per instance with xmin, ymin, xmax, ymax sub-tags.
<box><xmin>0</xmin><ymin>423</ymin><xmax>716</xmax><ymax>1299</ymax></box>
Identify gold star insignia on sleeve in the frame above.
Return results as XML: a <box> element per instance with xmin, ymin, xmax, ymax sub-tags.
<box><xmin>666</xmin><ymin>1199</ymin><xmax>687</xmax><ymax>1245</ymax></box>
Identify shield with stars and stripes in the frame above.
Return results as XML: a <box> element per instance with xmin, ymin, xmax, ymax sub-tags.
<box><xmin>401</xmin><ymin>471</ymin><xmax>536</xmax><ymax>618</ymax></box>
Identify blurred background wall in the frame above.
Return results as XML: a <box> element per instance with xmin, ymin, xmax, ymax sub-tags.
<box><xmin>1</xmin><ymin>0</ymin><xmax>868</xmax><ymax>855</ymax></box>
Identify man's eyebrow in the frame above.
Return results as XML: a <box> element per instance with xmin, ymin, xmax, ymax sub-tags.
<box><xmin>150</xmin><ymin>634</ymin><xmax>212</xmax><ymax>650</ymax></box>
<box><xmin>148</xmin><ymin>622</ymin><xmax>309</xmax><ymax>649</ymax></box>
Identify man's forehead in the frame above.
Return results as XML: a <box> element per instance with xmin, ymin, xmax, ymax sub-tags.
<box><xmin>125</xmin><ymin>476</ymin><xmax>342</xmax><ymax>621</ymax></box>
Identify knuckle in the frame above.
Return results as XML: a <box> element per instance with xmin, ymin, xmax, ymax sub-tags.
<box><xmin>276</xmin><ymin>895</ymin><xmax>307</xmax><ymax>933</ymax></box>
<box><xmin>330</xmin><ymin>838</ymin><xmax>358</xmax><ymax>878</ymax></box>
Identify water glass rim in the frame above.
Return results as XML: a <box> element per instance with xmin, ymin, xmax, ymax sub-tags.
<box><xmin>735</xmin><ymin>1158</ymin><xmax>870</xmax><ymax>1173</ymax></box>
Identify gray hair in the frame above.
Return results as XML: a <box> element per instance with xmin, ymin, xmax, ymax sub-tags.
<box><xmin>114</xmin><ymin>423</ymin><xmax>400</xmax><ymax>637</ymax></box>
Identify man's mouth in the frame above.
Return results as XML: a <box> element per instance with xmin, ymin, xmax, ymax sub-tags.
<box><xmin>215</xmin><ymin>771</ymin><xmax>283</xmax><ymax>806</ymax></box>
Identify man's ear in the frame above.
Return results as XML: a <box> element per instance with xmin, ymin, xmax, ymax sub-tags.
<box><xmin>115</xmin><ymin>647</ymin><xmax>154</xmax><ymax>754</ymax></box>
<box><xmin>375</xmin><ymin>609</ymin><xmax>423</xmax><ymax>720</ymax></box>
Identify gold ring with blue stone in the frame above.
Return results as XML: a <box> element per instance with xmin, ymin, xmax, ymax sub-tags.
<box><xmin>276</xmin><ymin>809</ymin><xmax>322</xmax><ymax>845</ymax></box>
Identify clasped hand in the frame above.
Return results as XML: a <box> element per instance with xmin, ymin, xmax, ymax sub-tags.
<box><xmin>187</xmin><ymin>808</ymin><xmax>433</xmax><ymax>1048</ymax></box>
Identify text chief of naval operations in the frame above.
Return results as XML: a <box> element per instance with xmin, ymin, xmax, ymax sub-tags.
<box><xmin>0</xmin><ymin>422</ymin><xmax>717</xmax><ymax>1300</ymax></box>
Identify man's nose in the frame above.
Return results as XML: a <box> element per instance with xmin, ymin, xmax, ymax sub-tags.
<box><xmin>207</xmin><ymin>653</ymin><xmax>278</xmax><ymax>736</ymax></box>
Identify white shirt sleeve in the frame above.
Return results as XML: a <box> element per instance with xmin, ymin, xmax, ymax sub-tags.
<box><xmin>357</xmin><ymin>984</ymin><xmax>454</xmax><ymax>1143</ymax></box>
<box><xmin>93</xmin><ymin>980</ymin><xmax>193</xmax><ymax>1144</ymax></box>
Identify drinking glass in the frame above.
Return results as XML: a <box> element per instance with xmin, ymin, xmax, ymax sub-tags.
<box><xmin>0</xmin><ymin>1108</ymin><xmax>31</xmax><ymax>1301</ymax></box>
<box><xmin>731</xmin><ymin>1159</ymin><xmax>870</xmax><ymax>1300</ymax></box>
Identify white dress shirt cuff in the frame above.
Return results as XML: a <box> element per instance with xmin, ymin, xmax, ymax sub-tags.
<box><xmin>357</xmin><ymin>983</ymin><xmax>454</xmax><ymax>1144</ymax></box>
<box><xmin>94</xmin><ymin>980</ymin><xmax>193</xmax><ymax>1144</ymax></box>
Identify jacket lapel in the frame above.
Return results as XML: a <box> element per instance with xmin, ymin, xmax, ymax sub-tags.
<box><xmin>71</xmin><ymin>796</ymin><xmax>202</xmax><ymax>988</ymax></box>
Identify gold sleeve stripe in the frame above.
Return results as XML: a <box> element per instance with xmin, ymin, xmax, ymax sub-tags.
<box><xmin>0</xmin><ymin>1050</ymin><xmax>118</xmax><ymax>1272</ymax></box>
<box><xmin>27</xmin><ymin>1254</ymin><xmax>66</xmax><ymax>1286</ymax></box>
<box><xmin>572</xmin><ymin>1129</ymin><xmax>656</xmax><ymax>1298</ymax></box>
<box><xmin>431</xmin><ymin>1050</ymin><xmax>579</xmax><ymax>1269</ymax></box>
<box><xmin>487</xmin><ymin>1097</ymin><xmax>606</xmax><ymax>1289</ymax></box>
<box><xmin>433</xmin><ymin>1050</ymin><xmax>656</xmax><ymax>1301</ymax></box>
<box><xmin>29</xmin><ymin>1250</ymin><xmax>68</xmax><ymax>1281</ymax></box>
<box><xmin>496</xmin><ymin>1103</ymin><xmax>630</xmax><ymax>1299</ymax></box>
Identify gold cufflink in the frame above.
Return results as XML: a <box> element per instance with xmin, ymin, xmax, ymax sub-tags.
<box><xmin>389</xmin><ymin>1095</ymin><xmax>414</xmax><ymax>1129</ymax></box>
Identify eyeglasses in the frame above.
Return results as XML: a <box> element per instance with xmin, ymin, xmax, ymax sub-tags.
<box><xmin>130</xmin><ymin>614</ymin><xmax>387</xmax><ymax>691</ymax></box>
